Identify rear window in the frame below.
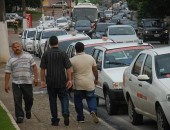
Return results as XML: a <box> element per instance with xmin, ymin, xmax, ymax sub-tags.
<box><xmin>42</xmin><ymin>30</ymin><xmax>67</xmax><ymax>39</ymax></box>
<box><xmin>59</xmin><ymin>37</ymin><xmax>90</xmax><ymax>51</ymax></box>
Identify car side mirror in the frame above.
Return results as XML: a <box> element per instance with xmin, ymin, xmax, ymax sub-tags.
<box><xmin>138</xmin><ymin>74</ymin><xmax>152</xmax><ymax>83</ymax></box>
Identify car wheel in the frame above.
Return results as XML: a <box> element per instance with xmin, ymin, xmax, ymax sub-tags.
<box><xmin>105</xmin><ymin>91</ymin><xmax>118</xmax><ymax>115</ymax></box>
<box><xmin>128</xmin><ymin>98</ymin><xmax>143</xmax><ymax>125</ymax></box>
<box><xmin>157</xmin><ymin>106</ymin><xmax>170</xmax><ymax>130</ymax></box>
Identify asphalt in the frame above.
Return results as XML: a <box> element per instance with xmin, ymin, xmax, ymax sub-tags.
<box><xmin>0</xmin><ymin>32</ymin><xmax>116</xmax><ymax>130</ymax></box>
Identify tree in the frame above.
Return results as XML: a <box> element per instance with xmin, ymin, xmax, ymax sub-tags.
<box><xmin>0</xmin><ymin>0</ymin><xmax>10</xmax><ymax>63</ymax></box>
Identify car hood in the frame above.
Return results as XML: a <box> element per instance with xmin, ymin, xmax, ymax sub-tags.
<box><xmin>108</xmin><ymin>35</ymin><xmax>138</xmax><ymax>43</ymax></box>
<box><xmin>159</xmin><ymin>78</ymin><xmax>170</xmax><ymax>91</ymax></box>
<box><xmin>103</xmin><ymin>67</ymin><xmax>128</xmax><ymax>82</ymax></box>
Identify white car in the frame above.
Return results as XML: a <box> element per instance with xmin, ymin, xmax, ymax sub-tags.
<box><xmin>91</xmin><ymin>43</ymin><xmax>153</xmax><ymax>115</ymax></box>
<box><xmin>21</xmin><ymin>28</ymin><xmax>36</xmax><ymax>52</ymax></box>
<box><xmin>39</xmin><ymin>16</ymin><xmax>55</xmax><ymax>26</ymax></box>
<box><xmin>52</xmin><ymin>1</ymin><xmax>67</xmax><ymax>8</ymax></box>
<box><xmin>43</xmin><ymin>33</ymin><xmax>91</xmax><ymax>55</ymax></box>
<box><xmin>55</xmin><ymin>17</ymin><xmax>70</xmax><ymax>30</ymax></box>
<box><xmin>123</xmin><ymin>47</ymin><xmax>170</xmax><ymax>130</ymax></box>
<box><xmin>66</xmin><ymin>38</ymin><xmax>114</xmax><ymax>58</ymax></box>
<box><xmin>38</xmin><ymin>28</ymin><xmax>67</xmax><ymax>58</ymax></box>
<box><xmin>106</xmin><ymin>25</ymin><xmax>139</xmax><ymax>43</ymax></box>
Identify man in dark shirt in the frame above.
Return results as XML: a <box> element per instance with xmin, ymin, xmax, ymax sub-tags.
<box><xmin>40</xmin><ymin>36</ymin><xmax>72</xmax><ymax>126</ymax></box>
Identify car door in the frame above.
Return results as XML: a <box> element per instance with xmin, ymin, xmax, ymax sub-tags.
<box><xmin>138</xmin><ymin>54</ymin><xmax>155</xmax><ymax>114</ymax></box>
<box><xmin>129</xmin><ymin>53</ymin><xmax>146</xmax><ymax>110</ymax></box>
<box><xmin>92</xmin><ymin>49</ymin><xmax>104</xmax><ymax>98</ymax></box>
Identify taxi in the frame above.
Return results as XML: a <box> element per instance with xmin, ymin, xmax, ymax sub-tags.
<box><xmin>92</xmin><ymin>42</ymin><xmax>153</xmax><ymax>115</ymax></box>
<box><xmin>123</xmin><ymin>47</ymin><xmax>170</xmax><ymax>130</ymax></box>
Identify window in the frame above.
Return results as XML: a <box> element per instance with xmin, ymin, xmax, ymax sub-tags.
<box><xmin>66</xmin><ymin>45</ymin><xmax>74</xmax><ymax>58</ymax></box>
<box><xmin>96</xmin><ymin>51</ymin><xmax>103</xmax><ymax>68</ymax></box>
<box><xmin>92</xmin><ymin>49</ymin><xmax>99</xmax><ymax>60</ymax></box>
<box><xmin>132</xmin><ymin>54</ymin><xmax>145</xmax><ymax>76</ymax></box>
<box><xmin>142</xmin><ymin>55</ymin><xmax>152</xmax><ymax>80</ymax></box>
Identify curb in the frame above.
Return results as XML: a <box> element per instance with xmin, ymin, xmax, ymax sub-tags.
<box><xmin>0</xmin><ymin>100</ymin><xmax>20</xmax><ymax>130</ymax></box>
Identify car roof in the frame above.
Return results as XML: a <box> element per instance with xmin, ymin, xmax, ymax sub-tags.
<box><xmin>70</xmin><ymin>39</ymin><xmax>114</xmax><ymax>46</ymax></box>
<box><xmin>95</xmin><ymin>42</ymin><xmax>151</xmax><ymax>50</ymax></box>
<box><xmin>142</xmin><ymin>46</ymin><xmax>170</xmax><ymax>55</ymax></box>
<box><xmin>42</xmin><ymin>28</ymin><xmax>65</xmax><ymax>32</ymax></box>
<box><xmin>57</xmin><ymin>33</ymin><xmax>90</xmax><ymax>42</ymax></box>
<box><xmin>108</xmin><ymin>25</ymin><xmax>133</xmax><ymax>28</ymax></box>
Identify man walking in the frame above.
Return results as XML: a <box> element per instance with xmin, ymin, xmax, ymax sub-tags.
<box><xmin>70</xmin><ymin>42</ymin><xmax>99</xmax><ymax>123</ymax></box>
<box><xmin>5</xmin><ymin>41</ymin><xmax>38</xmax><ymax>123</ymax></box>
<box><xmin>40</xmin><ymin>36</ymin><xmax>72</xmax><ymax>126</ymax></box>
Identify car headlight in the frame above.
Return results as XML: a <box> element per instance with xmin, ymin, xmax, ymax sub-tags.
<box><xmin>112</xmin><ymin>82</ymin><xmax>122</xmax><ymax>89</ymax></box>
<box><xmin>164</xmin><ymin>30</ymin><xmax>168</xmax><ymax>33</ymax></box>
<box><xmin>166</xmin><ymin>94</ymin><xmax>170</xmax><ymax>101</ymax></box>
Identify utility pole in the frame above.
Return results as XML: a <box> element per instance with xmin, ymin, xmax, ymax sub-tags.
<box><xmin>22</xmin><ymin>0</ymin><xmax>27</xmax><ymax>29</ymax></box>
<box><xmin>0</xmin><ymin>0</ymin><xmax>10</xmax><ymax>63</ymax></box>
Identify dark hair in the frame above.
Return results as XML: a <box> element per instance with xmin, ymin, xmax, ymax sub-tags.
<box><xmin>49</xmin><ymin>36</ymin><xmax>58</xmax><ymax>46</ymax></box>
<box><xmin>75</xmin><ymin>42</ymin><xmax>84</xmax><ymax>53</ymax></box>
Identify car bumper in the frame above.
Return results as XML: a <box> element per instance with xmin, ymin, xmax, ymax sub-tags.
<box><xmin>109</xmin><ymin>89</ymin><xmax>126</xmax><ymax>104</ymax></box>
<box><xmin>143</xmin><ymin>34</ymin><xmax>169</xmax><ymax>42</ymax></box>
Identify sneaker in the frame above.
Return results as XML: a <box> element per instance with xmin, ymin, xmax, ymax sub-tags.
<box><xmin>64</xmin><ymin>117</ymin><xmax>69</xmax><ymax>126</ymax></box>
<box><xmin>78</xmin><ymin>120</ymin><xmax>85</xmax><ymax>123</ymax></box>
<box><xmin>90</xmin><ymin>111</ymin><xmax>99</xmax><ymax>123</ymax></box>
<box><xmin>16</xmin><ymin>117</ymin><xmax>23</xmax><ymax>123</ymax></box>
<box><xmin>26</xmin><ymin>112</ymin><xmax>31</xmax><ymax>119</ymax></box>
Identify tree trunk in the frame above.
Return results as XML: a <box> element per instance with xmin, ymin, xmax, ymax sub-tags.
<box><xmin>0</xmin><ymin>0</ymin><xmax>10</xmax><ymax>63</ymax></box>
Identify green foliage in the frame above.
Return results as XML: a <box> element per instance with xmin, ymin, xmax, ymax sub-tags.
<box><xmin>127</xmin><ymin>0</ymin><xmax>170</xmax><ymax>19</ymax></box>
<box><xmin>0</xmin><ymin>106</ymin><xmax>16</xmax><ymax>130</ymax></box>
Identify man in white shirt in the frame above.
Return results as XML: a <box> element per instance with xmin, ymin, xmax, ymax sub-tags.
<box><xmin>70</xmin><ymin>42</ymin><xmax>99</xmax><ymax>123</ymax></box>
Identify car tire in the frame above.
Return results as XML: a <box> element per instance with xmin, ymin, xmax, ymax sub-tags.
<box><xmin>128</xmin><ymin>98</ymin><xmax>143</xmax><ymax>125</ymax></box>
<box><xmin>105</xmin><ymin>91</ymin><xmax>118</xmax><ymax>115</ymax></box>
<box><xmin>157</xmin><ymin>106</ymin><xmax>170</xmax><ymax>130</ymax></box>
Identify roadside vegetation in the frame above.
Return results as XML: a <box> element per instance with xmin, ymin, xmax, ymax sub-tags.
<box><xmin>0</xmin><ymin>105</ymin><xmax>16</xmax><ymax>130</ymax></box>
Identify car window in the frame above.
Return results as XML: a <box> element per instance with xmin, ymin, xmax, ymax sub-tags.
<box><xmin>132</xmin><ymin>54</ymin><xmax>146</xmax><ymax>76</ymax></box>
<box><xmin>27</xmin><ymin>30</ymin><xmax>36</xmax><ymax>38</ymax></box>
<box><xmin>96</xmin><ymin>51</ymin><xmax>103</xmax><ymax>68</ymax></box>
<box><xmin>155</xmin><ymin>53</ymin><xmax>170</xmax><ymax>78</ymax></box>
<box><xmin>92</xmin><ymin>49</ymin><xmax>100</xmax><ymax>60</ymax></box>
<box><xmin>109</xmin><ymin>27</ymin><xmax>135</xmax><ymax>35</ymax></box>
<box><xmin>142</xmin><ymin>55</ymin><xmax>152</xmax><ymax>80</ymax></box>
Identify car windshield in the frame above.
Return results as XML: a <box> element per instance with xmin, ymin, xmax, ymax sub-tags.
<box><xmin>109</xmin><ymin>27</ymin><xmax>135</xmax><ymax>35</ymax></box>
<box><xmin>144</xmin><ymin>20</ymin><xmax>163</xmax><ymax>27</ymax></box>
<box><xmin>76</xmin><ymin>20</ymin><xmax>90</xmax><ymax>27</ymax></box>
<box><xmin>155</xmin><ymin>53</ymin><xmax>170</xmax><ymax>79</ymax></box>
<box><xmin>59</xmin><ymin>37</ymin><xmax>90</xmax><ymax>51</ymax></box>
<box><xmin>42</xmin><ymin>30</ymin><xmax>67</xmax><ymax>39</ymax></box>
<box><xmin>27</xmin><ymin>30</ymin><xmax>36</xmax><ymax>38</ymax></box>
<box><xmin>96</xmin><ymin>24</ymin><xmax>115</xmax><ymax>32</ymax></box>
<box><xmin>104</xmin><ymin>46</ymin><xmax>152</xmax><ymax>68</ymax></box>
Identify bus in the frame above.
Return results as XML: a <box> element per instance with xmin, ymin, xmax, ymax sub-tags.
<box><xmin>71</xmin><ymin>3</ymin><xmax>99</xmax><ymax>24</ymax></box>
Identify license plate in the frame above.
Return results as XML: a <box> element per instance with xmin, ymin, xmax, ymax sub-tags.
<box><xmin>154</xmin><ymin>34</ymin><xmax>160</xmax><ymax>37</ymax></box>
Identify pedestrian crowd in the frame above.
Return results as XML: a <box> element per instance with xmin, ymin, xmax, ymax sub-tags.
<box><xmin>4</xmin><ymin>35</ymin><xmax>99</xmax><ymax>126</ymax></box>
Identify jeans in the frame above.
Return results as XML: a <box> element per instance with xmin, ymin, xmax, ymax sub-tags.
<box><xmin>74</xmin><ymin>90</ymin><xmax>97</xmax><ymax>121</ymax></box>
<box><xmin>12</xmin><ymin>83</ymin><xmax>33</xmax><ymax>119</ymax></box>
<box><xmin>47</xmin><ymin>87</ymin><xmax>69</xmax><ymax>123</ymax></box>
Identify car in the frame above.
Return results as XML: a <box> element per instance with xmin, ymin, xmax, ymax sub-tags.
<box><xmin>66</xmin><ymin>38</ymin><xmax>114</xmax><ymax>58</ymax></box>
<box><xmin>21</xmin><ymin>28</ymin><xmax>36</xmax><ymax>52</ymax></box>
<box><xmin>39</xmin><ymin>16</ymin><xmax>55</xmax><ymax>26</ymax></box>
<box><xmin>123</xmin><ymin>47</ymin><xmax>170</xmax><ymax>130</ymax></box>
<box><xmin>55</xmin><ymin>17</ymin><xmax>70</xmax><ymax>31</ymax></box>
<box><xmin>52</xmin><ymin>1</ymin><xmax>68</xmax><ymax>8</ymax></box>
<box><xmin>91</xmin><ymin>23</ymin><xmax>116</xmax><ymax>39</ymax></box>
<box><xmin>91</xmin><ymin>42</ymin><xmax>153</xmax><ymax>115</ymax></box>
<box><xmin>105</xmin><ymin>25</ymin><xmax>139</xmax><ymax>43</ymax></box>
<box><xmin>74</xmin><ymin>20</ymin><xmax>92</xmax><ymax>36</ymax></box>
<box><xmin>104</xmin><ymin>10</ymin><xmax>113</xmax><ymax>20</ymax></box>
<box><xmin>38</xmin><ymin>28</ymin><xmax>67</xmax><ymax>58</ymax></box>
<box><xmin>43</xmin><ymin>33</ymin><xmax>91</xmax><ymax>55</ymax></box>
<box><xmin>137</xmin><ymin>18</ymin><xmax>169</xmax><ymax>44</ymax></box>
